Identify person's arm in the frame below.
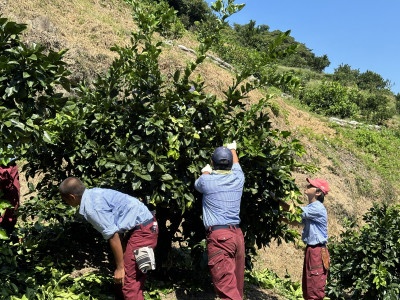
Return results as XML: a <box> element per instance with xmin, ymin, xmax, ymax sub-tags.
<box><xmin>227</xmin><ymin>141</ymin><xmax>239</xmax><ymax>163</ymax></box>
<box><xmin>109</xmin><ymin>232</ymin><xmax>125</xmax><ymax>285</ymax></box>
<box><xmin>231</xmin><ymin>149</ymin><xmax>239</xmax><ymax>164</ymax></box>
<box><xmin>279</xmin><ymin>215</ymin><xmax>301</xmax><ymax>226</ymax></box>
<box><xmin>276</xmin><ymin>198</ymin><xmax>301</xmax><ymax>226</ymax></box>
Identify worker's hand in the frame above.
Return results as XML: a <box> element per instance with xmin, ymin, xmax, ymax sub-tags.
<box><xmin>114</xmin><ymin>266</ymin><xmax>125</xmax><ymax>285</ymax></box>
<box><xmin>226</xmin><ymin>141</ymin><xmax>237</xmax><ymax>150</ymax></box>
<box><xmin>201</xmin><ymin>164</ymin><xmax>212</xmax><ymax>174</ymax></box>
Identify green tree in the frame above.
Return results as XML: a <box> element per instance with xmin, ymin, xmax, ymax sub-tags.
<box><xmin>300</xmin><ymin>81</ymin><xmax>358</xmax><ymax>118</ymax></box>
<box><xmin>20</xmin><ymin>0</ymin><xmax>305</xmax><ymax>267</ymax></box>
<box><xmin>361</xmin><ymin>93</ymin><xmax>394</xmax><ymax>124</ymax></box>
<box><xmin>0</xmin><ymin>17</ymin><xmax>70</xmax><ymax>165</ymax></box>
<box><xmin>309</xmin><ymin>54</ymin><xmax>330</xmax><ymax>73</ymax></box>
<box><xmin>327</xmin><ymin>203</ymin><xmax>400</xmax><ymax>299</ymax></box>
<box><xmin>333</xmin><ymin>63</ymin><xmax>360</xmax><ymax>86</ymax></box>
<box><xmin>164</xmin><ymin>0</ymin><xmax>212</xmax><ymax>27</ymax></box>
<box><xmin>395</xmin><ymin>93</ymin><xmax>400</xmax><ymax>114</ymax></box>
<box><xmin>357</xmin><ymin>70</ymin><xmax>391</xmax><ymax>91</ymax></box>
<box><xmin>233</xmin><ymin>20</ymin><xmax>271</xmax><ymax>50</ymax></box>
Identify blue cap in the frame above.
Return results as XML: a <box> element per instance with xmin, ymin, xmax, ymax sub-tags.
<box><xmin>212</xmin><ymin>146</ymin><xmax>233</xmax><ymax>170</ymax></box>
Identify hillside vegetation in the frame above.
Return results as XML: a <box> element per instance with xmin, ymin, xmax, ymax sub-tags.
<box><xmin>1</xmin><ymin>0</ymin><xmax>400</xmax><ymax>299</ymax></box>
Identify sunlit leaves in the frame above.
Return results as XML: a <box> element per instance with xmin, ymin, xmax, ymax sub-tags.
<box><xmin>327</xmin><ymin>204</ymin><xmax>400</xmax><ymax>298</ymax></box>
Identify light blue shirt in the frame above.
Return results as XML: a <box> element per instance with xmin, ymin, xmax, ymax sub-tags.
<box><xmin>301</xmin><ymin>200</ymin><xmax>328</xmax><ymax>245</ymax></box>
<box><xmin>194</xmin><ymin>163</ymin><xmax>244</xmax><ymax>229</ymax></box>
<box><xmin>79</xmin><ymin>188</ymin><xmax>153</xmax><ymax>240</ymax></box>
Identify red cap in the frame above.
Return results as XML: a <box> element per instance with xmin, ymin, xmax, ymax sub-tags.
<box><xmin>307</xmin><ymin>178</ymin><xmax>329</xmax><ymax>195</ymax></box>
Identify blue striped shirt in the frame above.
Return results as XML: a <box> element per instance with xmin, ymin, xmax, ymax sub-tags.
<box><xmin>194</xmin><ymin>163</ymin><xmax>244</xmax><ymax>229</ymax></box>
<box><xmin>79</xmin><ymin>188</ymin><xmax>153</xmax><ymax>240</ymax></box>
<box><xmin>301</xmin><ymin>200</ymin><xmax>328</xmax><ymax>245</ymax></box>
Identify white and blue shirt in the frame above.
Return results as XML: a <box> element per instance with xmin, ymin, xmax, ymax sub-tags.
<box><xmin>301</xmin><ymin>200</ymin><xmax>328</xmax><ymax>245</ymax></box>
<box><xmin>79</xmin><ymin>188</ymin><xmax>153</xmax><ymax>240</ymax></box>
<box><xmin>194</xmin><ymin>163</ymin><xmax>244</xmax><ymax>229</ymax></box>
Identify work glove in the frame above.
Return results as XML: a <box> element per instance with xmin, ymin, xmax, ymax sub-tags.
<box><xmin>201</xmin><ymin>164</ymin><xmax>212</xmax><ymax>174</ymax></box>
<box><xmin>226</xmin><ymin>141</ymin><xmax>237</xmax><ymax>150</ymax></box>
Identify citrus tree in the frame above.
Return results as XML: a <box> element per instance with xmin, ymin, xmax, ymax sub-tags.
<box><xmin>327</xmin><ymin>203</ymin><xmax>400</xmax><ymax>299</ymax></box>
<box><xmin>21</xmin><ymin>0</ymin><xmax>305</xmax><ymax>260</ymax></box>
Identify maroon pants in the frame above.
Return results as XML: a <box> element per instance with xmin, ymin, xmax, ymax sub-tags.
<box><xmin>302</xmin><ymin>245</ymin><xmax>329</xmax><ymax>300</ymax></box>
<box><xmin>119</xmin><ymin>220</ymin><xmax>158</xmax><ymax>300</ymax></box>
<box><xmin>0</xmin><ymin>164</ymin><xmax>20</xmax><ymax>234</ymax></box>
<box><xmin>206</xmin><ymin>227</ymin><xmax>245</xmax><ymax>300</ymax></box>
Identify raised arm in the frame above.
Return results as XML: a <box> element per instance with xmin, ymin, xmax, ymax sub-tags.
<box><xmin>274</xmin><ymin>197</ymin><xmax>301</xmax><ymax>226</ymax></box>
<box><xmin>227</xmin><ymin>141</ymin><xmax>239</xmax><ymax>164</ymax></box>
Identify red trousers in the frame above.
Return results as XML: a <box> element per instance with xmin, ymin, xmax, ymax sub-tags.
<box><xmin>302</xmin><ymin>245</ymin><xmax>329</xmax><ymax>300</ymax></box>
<box><xmin>206</xmin><ymin>227</ymin><xmax>245</xmax><ymax>300</ymax></box>
<box><xmin>0</xmin><ymin>164</ymin><xmax>20</xmax><ymax>234</ymax></box>
<box><xmin>120</xmin><ymin>220</ymin><xmax>158</xmax><ymax>300</ymax></box>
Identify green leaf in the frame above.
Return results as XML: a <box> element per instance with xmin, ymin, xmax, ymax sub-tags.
<box><xmin>0</xmin><ymin>229</ymin><xmax>9</xmax><ymax>240</ymax></box>
<box><xmin>132</xmin><ymin>180</ymin><xmax>142</xmax><ymax>191</ymax></box>
<box><xmin>43</xmin><ymin>131</ymin><xmax>52</xmax><ymax>143</ymax></box>
<box><xmin>161</xmin><ymin>174</ymin><xmax>173</xmax><ymax>181</ymax></box>
<box><xmin>136</xmin><ymin>173</ymin><xmax>151</xmax><ymax>181</ymax></box>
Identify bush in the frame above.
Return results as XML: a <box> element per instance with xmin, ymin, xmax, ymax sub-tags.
<box><xmin>327</xmin><ymin>203</ymin><xmax>400</xmax><ymax>299</ymax></box>
<box><xmin>396</xmin><ymin>93</ymin><xmax>400</xmax><ymax>114</ymax></box>
<box><xmin>357</xmin><ymin>70</ymin><xmax>391</xmax><ymax>91</ymax></box>
<box><xmin>0</xmin><ymin>17</ymin><xmax>70</xmax><ymax>163</ymax></box>
<box><xmin>164</xmin><ymin>0</ymin><xmax>212</xmax><ymax>27</ymax></box>
<box><xmin>333</xmin><ymin>63</ymin><xmax>359</xmax><ymax>87</ymax></box>
<box><xmin>361</xmin><ymin>93</ymin><xmax>395</xmax><ymax>124</ymax></box>
<box><xmin>300</xmin><ymin>81</ymin><xmax>358</xmax><ymax>118</ymax></box>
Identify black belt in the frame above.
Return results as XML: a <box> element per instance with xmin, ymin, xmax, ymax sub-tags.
<box><xmin>307</xmin><ymin>243</ymin><xmax>327</xmax><ymax>248</ymax></box>
<box><xmin>208</xmin><ymin>224</ymin><xmax>240</xmax><ymax>232</ymax></box>
<box><xmin>132</xmin><ymin>218</ymin><xmax>154</xmax><ymax>231</ymax></box>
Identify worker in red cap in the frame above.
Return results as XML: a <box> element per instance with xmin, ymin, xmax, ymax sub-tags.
<box><xmin>278</xmin><ymin>177</ymin><xmax>330</xmax><ymax>300</ymax></box>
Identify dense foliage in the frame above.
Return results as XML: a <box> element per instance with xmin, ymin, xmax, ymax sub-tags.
<box><xmin>327</xmin><ymin>203</ymin><xmax>400</xmax><ymax>299</ymax></box>
<box><xmin>0</xmin><ymin>17</ymin><xmax>70</xmax><ymax>165</ymax></box>
<box><xmin>333</xmin><ymin>64</ymin><xmax>392</xmax><ymax>92</ymax></box>
<box><xmin>300</xmin><ymin>79</ymin><xmax>395</xmax><ymax>123</ymax></box>
<box><xmin>164</xmin><ymin>0</ymin><xmax>212</xmax><ymax>27</ymax></box>
<box><xmin>300</xmin><ymin>81</ymin><xmax>359</xmax><ymax>118</ymax></box>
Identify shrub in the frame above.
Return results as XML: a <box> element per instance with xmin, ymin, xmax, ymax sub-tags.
<box><xmin>357</xmin><ymin>70</ymin><xmax>391</xmax><ymax>91</ymax></box>
<box><xmin>333</xmin><ymin>63</ymin><xmax>359</xmax><ymax>87</ymax></box>
<box><xmin>361</xmin><ymin>93</ymin><xmax>395</xmax><ymax>124</ymax></box>
<box><xmin>300</xmin><ymin>81</ymin><xmax>358</xmax><ymax>118</ymax></box>
<box><xmin>396</xmin><ymin>93</ymin><xmax>400</xmax><ymax>114</ymax></box>
<box><xmin>0</xmin><ymin>17</ymin><xmax>70</xmax><ymax>163</ymax></box>
<box><xmin>164</xmin><ymin>0</ymin><xmax>212</xmax><ymax>27</ymax></box>
<box><xmin>327</xmin><ymin>203</ymin><xmax>400</xmax><ymax>299</ymax></box>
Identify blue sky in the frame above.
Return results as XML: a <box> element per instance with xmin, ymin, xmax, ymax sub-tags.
<box><xmin>206</xmin><ymin>0</ymin><xmax>400</xmax><ymax>94</ymax></box>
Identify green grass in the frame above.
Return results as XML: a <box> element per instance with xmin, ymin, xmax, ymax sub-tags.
<box><xmin>246</xmin><ymin>268</ymin><xmax>303</xmax><ymax>300</ymax></box>
<box><xmin>328</xmin><ymin>125</ymin><xmax>400</xmax><ymax>201</ymax></box>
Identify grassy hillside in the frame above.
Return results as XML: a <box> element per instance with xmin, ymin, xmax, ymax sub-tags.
<box><xmin>2</xmin><ymin>0</ymin><xmax>400</xmax><ymax>298</ymax></box>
